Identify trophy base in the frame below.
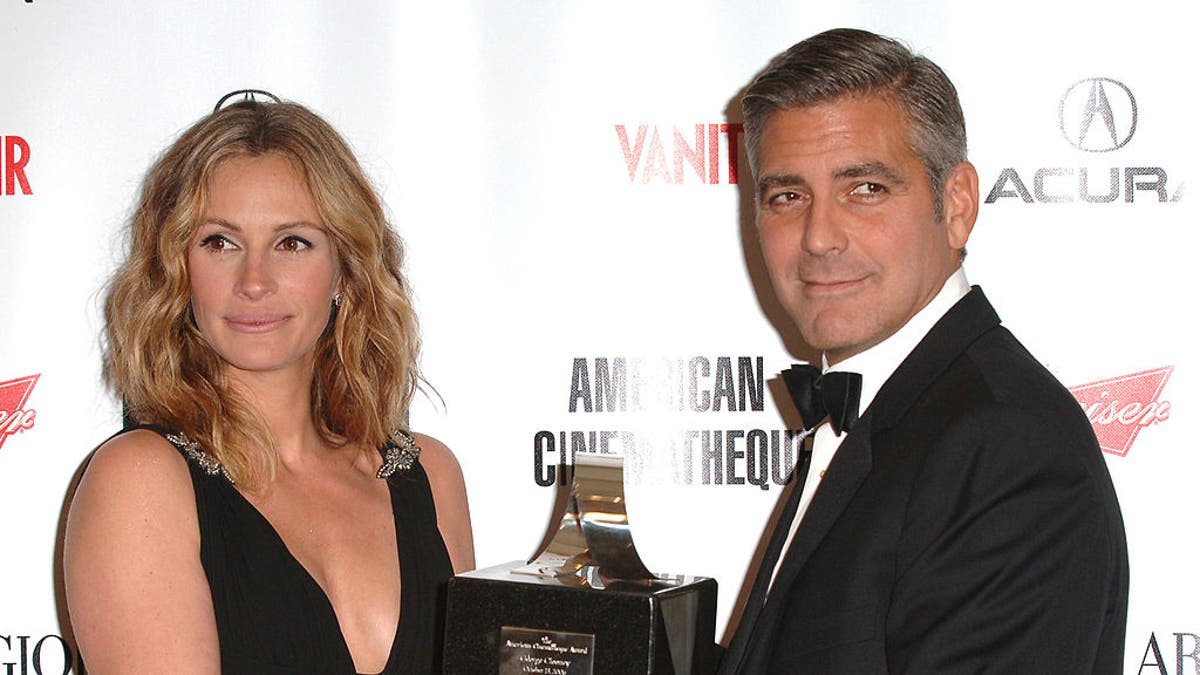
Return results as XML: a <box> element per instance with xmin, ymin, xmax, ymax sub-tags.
<box><xmin>443</xmin><ymin>560</ymin><xmax>717</xmax><ymax>674</ymax></box>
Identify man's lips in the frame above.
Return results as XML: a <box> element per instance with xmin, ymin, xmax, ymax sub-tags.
<box><xmin>800</xmin><ymin>276</ymin><xmax>867</xmax><ymax>295</ymax></box>
<box><xmin>224</xmin><ymin>313</ymin><xmax>291</xmax><ymax>333</ymax></box>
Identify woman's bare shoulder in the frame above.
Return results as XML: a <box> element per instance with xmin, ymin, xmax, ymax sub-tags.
<box><xmin>65</xmin><ymin>428</ymin><xmax>219</xmax><ymax>672</ymax></box>
<box><xmin>82</xmin><ymin>428</ymin><xmax>192</xmax><ymax>484</ymax></box>
<box><xmin>66</xmin><ymin>427</ymin><xmax>202</xmax><ymax>578</ymax></box>
<box><xmin>412</xmin><ymin>432</ymin><xmax>460</xmax><ymax>477</ymax></box>
<box><xmin>412</xmin><ymin>432</ymin><xmax>475</xmax><ymax>573</ymax></box>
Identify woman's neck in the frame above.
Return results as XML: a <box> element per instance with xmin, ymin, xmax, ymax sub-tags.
<box><xmin>227</xmin><ymin>364</ymin><xmax>328</xmax><ymax>466</ymax></box>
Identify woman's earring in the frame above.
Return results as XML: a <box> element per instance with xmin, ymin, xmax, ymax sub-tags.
<box><xmin>333</xmin><ymin>292</ymin><xmax>344</xmax><ymax>307</ymax></box>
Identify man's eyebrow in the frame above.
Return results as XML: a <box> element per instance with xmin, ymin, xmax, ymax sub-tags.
<box><xmin>757</xmin><ymin>174</ymin><xmax>809</xmax><ymax>199</ymax></box>
<box><xmin>833</xmin><ymin>161</ymin><xmax>908</xmax><ymax>186</ymax></box>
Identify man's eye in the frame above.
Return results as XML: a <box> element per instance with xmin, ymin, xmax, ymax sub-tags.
<box><xmin>278</xmin><ymin>235</ymin><xmax>313</xmax><ymax>252</ymax></box>
<box><xmin>850</xmin><ymin>182</ymin><xmax>887</xmax><ymax>197</ymax></box>
<box><xmin>767</xmin><ymin>190</ymin><xmax>802</xmax><ymax>206</ymax></box>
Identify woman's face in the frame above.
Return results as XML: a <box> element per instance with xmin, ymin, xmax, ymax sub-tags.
<box><xmin>187</xmin><ymin>153</ymin><xmax>340</xmax><ymax>380</ymax></box>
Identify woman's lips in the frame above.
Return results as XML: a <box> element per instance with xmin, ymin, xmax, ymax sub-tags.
<box><xmin>224</xmin><ymin>314</ymin><xmax>291</xmax><ymax>333</ymax></box>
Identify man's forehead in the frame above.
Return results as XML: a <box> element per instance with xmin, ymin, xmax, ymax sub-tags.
<box><xmin>757</xmin><ymin>100</ymin><xmax>915</xmax><ymax>174</ymax></box>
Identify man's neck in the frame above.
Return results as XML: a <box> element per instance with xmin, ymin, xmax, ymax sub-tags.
<box><xmin>823</xmin><ymin>267</ymin><xmax>971</xmax><ymax>414</ymax></box>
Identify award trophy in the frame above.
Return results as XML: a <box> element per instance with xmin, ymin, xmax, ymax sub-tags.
<box><xmin>443</xmin><ymin>454</ymin><xmax>717</xmax><ymax>674</ymax></box>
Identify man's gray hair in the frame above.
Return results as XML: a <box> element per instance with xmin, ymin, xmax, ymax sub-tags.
<box><xmin>742</xmin><ymin>28</ymin><xmax>966</xmax><ymax>218</ymax></box>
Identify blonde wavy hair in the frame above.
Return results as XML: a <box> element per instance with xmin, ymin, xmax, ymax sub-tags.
<box><xmin>104</xmin><ymin>99</ymin><xmax>421</xmax><ymax>492</ymax></box>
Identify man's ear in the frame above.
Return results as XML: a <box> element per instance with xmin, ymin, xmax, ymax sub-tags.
<box><xmin>943</xmin><ymin>161</ymin><xmax>979</xmax><ymax>251</ymax></box>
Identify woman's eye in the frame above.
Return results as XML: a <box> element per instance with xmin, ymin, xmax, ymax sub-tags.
<box><xmin>199</xmin><ymin>234</ymin><xmax>235</xmax><ymax>251</ymax></box>
<box><xmin>278</xmin><ymin>235</ymin><xmax>312</xmax><ymax>252</ymax></box>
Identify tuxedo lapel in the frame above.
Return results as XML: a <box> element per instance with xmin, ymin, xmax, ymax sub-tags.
<box><xmin>732</xmin><ymin>417</ymin><xmax>875</xmax><ymax>672</ymax></box>
<box><xmin>767</xmin><ymin>415</ymin><xmax>873</xmax><ymax>602</ymax></box>
<box><xmin>869</xmin><ymin>286</ymin><xmax>1000</xmax><ymax>432</ymax></box>
<box><xmin>719</xmin><ymin>449</ymin><xmax>813</xmax><ymax>675</ymax></box>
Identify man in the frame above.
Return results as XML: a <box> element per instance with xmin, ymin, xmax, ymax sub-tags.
<box><xmin>720</xmin><ymin>28</ymin><xmax>1128</xmax><ymax>673</ymax></box>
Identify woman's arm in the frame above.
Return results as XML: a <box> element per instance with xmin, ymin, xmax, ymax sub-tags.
<box><xmin>413</xmin><ymin>433</ymin><xmax>475</xmax><ymax>573</ymax></box>
<box><xmin>64</xmin><ymin>429</ymin><xmax>220</xmax><ymax>674</ymax></box>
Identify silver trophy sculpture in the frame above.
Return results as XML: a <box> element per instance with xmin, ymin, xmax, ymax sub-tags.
<box><xmin>444</xmin><ymin>453</ymin><xmax>717</xmax><ymax>674</ymax></box>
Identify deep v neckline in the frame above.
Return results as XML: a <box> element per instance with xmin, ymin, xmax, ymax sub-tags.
<box><xmin>231</xmin><ymin>479</ymin><xmax>405</xmax><ymax>675</ymax></box>
<box><xmin>158</xmin><ymin>426</ymin><xmax>446</xmax><ymax>673</ymax></box>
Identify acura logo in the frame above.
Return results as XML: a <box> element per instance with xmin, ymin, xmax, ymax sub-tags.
<box><xmin>1059</xmin><ymin>78</ymin><xmax>1137</xmax><ymax>153</ymax></box>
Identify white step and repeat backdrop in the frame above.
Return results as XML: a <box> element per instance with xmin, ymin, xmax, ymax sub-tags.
<box><xmin>1</xmin><ymin>1</ymin><xmax>1195</xmax><ymax>672</ymax></box>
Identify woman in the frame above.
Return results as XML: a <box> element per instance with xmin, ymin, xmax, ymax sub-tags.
<box><xmin>64</xmin><ymin>95</ymin><xmax>473</xmax><ymax>674</ymax></box>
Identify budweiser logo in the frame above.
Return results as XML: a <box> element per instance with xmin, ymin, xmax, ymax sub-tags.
<box><xmin>1069</xmin><ymin>367</ymin><xmax>1172</xmax><ymax>457</ymax></box>
<box><xmin>0</xmin><ymin>373</ymin><xmax>39</xmax><ymax>450</ymax></box>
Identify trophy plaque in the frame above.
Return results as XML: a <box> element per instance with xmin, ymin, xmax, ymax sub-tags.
<box><xmin>443</xmin><ymin>454</ymin><xmax>717</xmax><ymax>674</ymax></box>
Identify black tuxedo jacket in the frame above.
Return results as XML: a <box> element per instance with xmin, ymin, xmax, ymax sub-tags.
<box><xmin>722</xmin><ymin>287</ymin><xmax>1128</xmax><ymax>674</ymax></box>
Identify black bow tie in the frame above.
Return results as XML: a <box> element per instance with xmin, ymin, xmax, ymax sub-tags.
<box><xmin>782</xmin><ymin>364</ymin><xmax>862</xmax><ymax>435</ymax></box>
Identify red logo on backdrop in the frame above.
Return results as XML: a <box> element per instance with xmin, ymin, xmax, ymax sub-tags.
<box><xmin>1069</xmin><ymin>366</ymin><xmax>1172</xmax><ymax>456</ymax></box>
<box><xmin>1</xmin><ymin>135</ymin><xmax>33</xmax><ymax>195</ymax></box>
<box><xmin>0</xmin><ymin>374</ymin><xmax>40</xmax><ymax>449</ymax></box>
<box><xmin>615</xmin><ymin>124</ymin><xmax>743</xmax><ymax>185</ymax></box>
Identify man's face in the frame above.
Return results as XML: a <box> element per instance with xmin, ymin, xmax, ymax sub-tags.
<box><xmin>756</xmin><ymin>96</ymin><xmax>974</xmax><ymax>364</ymax></box>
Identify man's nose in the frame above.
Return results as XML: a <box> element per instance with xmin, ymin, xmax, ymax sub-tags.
<box><xmin>801</xmin><ymin>197</ymin><xmax>849</xmax><ymax>256</ymax></box>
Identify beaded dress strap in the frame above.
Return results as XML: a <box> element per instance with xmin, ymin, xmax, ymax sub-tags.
<box><xmin>161</xmin><ymin>429</ymin><xmax>421</xmax><ymax>483</ymax></box>
<box><xmin>377</xmin><ymin>429</ymin><xmax>421</xmax><ymax>478</ymax></box>
<box><xmin>165</xmin><ymin>432</ymin><xmax>235</xmax><ymax>483</ymax></box>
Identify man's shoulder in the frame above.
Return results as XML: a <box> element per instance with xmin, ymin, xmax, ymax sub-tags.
<box><xmin>915</xmin><ymin>324</ymin><xmax>1099</xmax><ymax>457</ymax></box>
<box><xmin>961</xmin><ymin>325</ymin><xmax>1077</xmax><ymax>410</ymax></box>
<box><xmin>876</xmin><ymin>288</ymin><xmax>1096</xmax><ymax>454</ymax></box>
<box><xmin>909</xmin><ymin>287</ymin><xmax>1074</xmax><ymax>413</ymax></box>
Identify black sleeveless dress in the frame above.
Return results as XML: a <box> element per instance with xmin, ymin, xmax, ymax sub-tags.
<box><xmin>154</xmin><ymin>429</ymin><xmax>453</xmax><ymax>674</ymax></box>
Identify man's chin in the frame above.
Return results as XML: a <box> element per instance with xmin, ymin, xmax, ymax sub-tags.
<box><xmin>797</xmin><ymin>323</ymin><xmax>872</xmax><ymax>364</ymax></box>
